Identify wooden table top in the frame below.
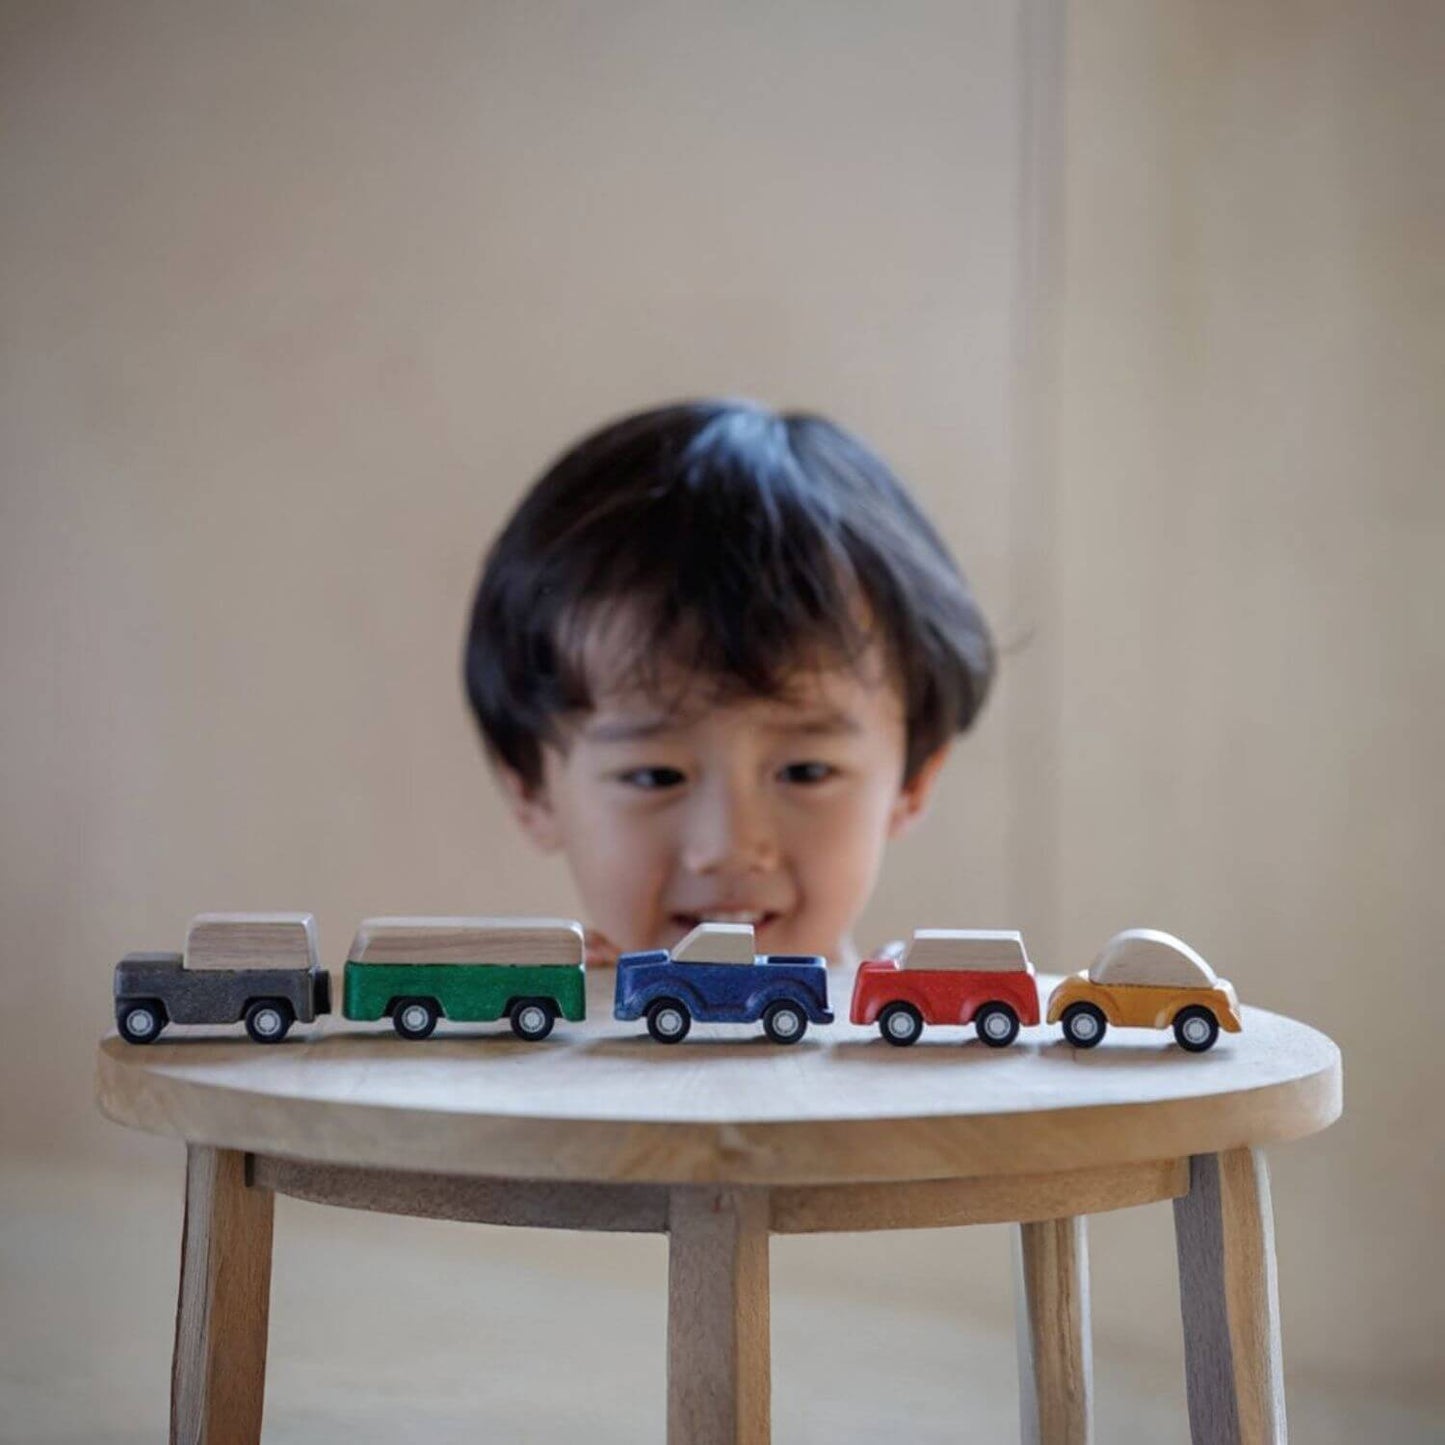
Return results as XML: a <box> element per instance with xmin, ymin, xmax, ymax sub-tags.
<box><xmin>96</xmin><ymin>971</ymin><xmax>1341</xmax><ymax>1186</ymax></box>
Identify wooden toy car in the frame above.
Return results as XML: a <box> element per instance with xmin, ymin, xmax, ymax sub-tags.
<box><xmin>850</xmin><ymin>929</ymin><xmax>1041</xmax><ymax>1046</ymax></box>
<box><xmin>341</xmin><ymin>917</ymin><xmax>586</xmax><ymax>1041</ymax></box>
<box><xmin>1046</xmin><ymin>928</ymin><xmax>1242</xmax><ymax>1052</ymax></box>
<box><xmin>113</xmin><ymin>913</ymin><xmax>331</xmax><ymax>1044</ymax></box>
<box><xmin>613</xmin><ymin>922</ymin><xmax>833</xmax><ymax>1044</ymax></box>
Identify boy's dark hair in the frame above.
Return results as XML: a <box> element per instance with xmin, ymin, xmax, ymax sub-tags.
<box><xmin>464</xmin><ymin>400</ymin><xmax>994</xmax><ymax>789</ymax></box>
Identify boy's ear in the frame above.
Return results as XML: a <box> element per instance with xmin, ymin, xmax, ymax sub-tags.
<box><xmin>492</xmin><ymin>761</ymin><xmax>564</xmax><ymax>853</ymax></box>
<box><xmin>887</xmin><ymin>744</ymin><xmax>951</xmax><ymax>841</ymax></box>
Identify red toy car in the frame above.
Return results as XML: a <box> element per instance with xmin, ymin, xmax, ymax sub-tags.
<box><xmin>850</xmin><ymin>929</ymin><xmax>1041</xmax><ymax>1046</ymax></box>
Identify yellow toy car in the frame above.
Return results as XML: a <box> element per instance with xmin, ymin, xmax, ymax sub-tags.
<box><xmin>1046</xmin><ymin>928</ymin><xmax>1242</xmax><ymax>1052</ymax></box>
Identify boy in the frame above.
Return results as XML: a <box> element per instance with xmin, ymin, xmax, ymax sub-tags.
<box><xmin>463</xmin><ymin>400</ymin><xmax>993</xmax><ymax>968</ymax></box>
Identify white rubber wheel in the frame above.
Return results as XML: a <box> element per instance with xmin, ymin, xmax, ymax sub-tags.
<box><xmin>879</xmin><ymin>1003</ymin><xmax>924</xmax><ymax>1046</ymax></box>
<box><xmin>646</xmin><ymin>999</ymin><xmax>692</xmax><ymax>1044</ymax></box>
<box><xmin>763</xmin><ymin>1001</ymin><xmax>808</xmax><ymax>1044</ymax></box>
<box><xmin>976</xmin><ymin>1002</ymin><xmax>1020</xmax><ymax>1047</ymax></box>
<box><xmin>119</xmin><ymin>1004</ymin><xmax>162</xmax><ymax>1043</ymax></box>
<box><xmin>1173</xmin><ymin>1006</ymin><xmax>1219</xmax><ymax>1052</ymax></box>
<box><xmin>392</xmin><ymin>998</ymin><xmax>439</xmax><ymax>1040</ymax></box>
<box><xmin>244</xmin><ymin>999</ymin><xmax>293</xmax><ymax>1044</ymax></box>
<box><xmin>1062</xmin><ymin>1003</ymin><xmax>1106</xmax><ymax>1048</ymax></box>
<box><xmin>510</xmin><ymin>1001</ymin><xmax>556</xmax><ymax>1042</ymax></box>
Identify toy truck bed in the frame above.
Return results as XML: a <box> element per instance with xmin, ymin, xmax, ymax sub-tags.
<box><xmin>341</xmin><ymin>917</ymin><xmax>587</xmax><ymax>1041</ymax></box>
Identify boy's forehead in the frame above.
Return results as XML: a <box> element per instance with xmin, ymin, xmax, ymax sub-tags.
<box><xmin>581</xmin><ymin>659</ymin><xmax>901</xmax><ymax>737</ymax></box>
<box><xmin>564</xmin><ymin>598</ymin><xmax>903</xmax><ymax>737</ymax></box>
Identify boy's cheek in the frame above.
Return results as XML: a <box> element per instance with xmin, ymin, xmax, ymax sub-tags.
<box><xmin>886</xmin><ymin>800</ymin><xmax>922</xmax><ymax>841</ymax></box>
<box><xmin>566</xmin><ymin>824</ymin><xmax>669</xmax><ymax>948</ymax></box>
<box><xmin>883</xmin><ymin>746</ymin><xmax>951</xmax><ymax>839</ymax></box>
<box><xmin>493</xmin><ymin>763</ymin><xmax>567</xmax><ymax>853</ymax></box>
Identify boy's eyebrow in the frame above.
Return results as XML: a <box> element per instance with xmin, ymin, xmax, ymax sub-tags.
<box><xmin>582</xmin><ymin>715</ymin><xmax>684</xmax><ymax>743</ymax></box>
<box><xmin>772</xmin><ymin>708</ymin><xmax>863</xmax><ymax>736</ymax></box>
<box><xmin>581</xmin><ymin>707</ymin><xmax>863</xmax><ymax>743</ymax></box>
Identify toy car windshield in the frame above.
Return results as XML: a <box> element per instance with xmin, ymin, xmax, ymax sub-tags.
<box><xmin>671</xmin><ymin>923</ymin><xmax>756</xmax><ymax>965</ymax></box>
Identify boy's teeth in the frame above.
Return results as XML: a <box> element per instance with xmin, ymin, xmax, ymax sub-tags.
<box><xmin>707</xmin><ymin>911</ymin><xmax>763</xmax><ymax>924</ymax></box>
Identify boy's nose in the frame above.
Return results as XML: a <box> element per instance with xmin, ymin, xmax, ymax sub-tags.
<box><xmin>680</xmin><ymin>781</ymin><xmax>780</xmax><ymax>876</ymax></box>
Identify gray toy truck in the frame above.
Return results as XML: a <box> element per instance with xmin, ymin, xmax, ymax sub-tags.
<box><xmin>114</xmin><ymin>912</ymin><xmax>331</xmax><ymax>1044</ymax></box>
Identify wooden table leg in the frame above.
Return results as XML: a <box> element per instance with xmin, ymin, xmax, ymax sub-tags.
<box><xmin>666</xmin><ymin>1186</ymin><xmax>770</xmax><ymax>1445</ymax></box>
<box><xmin>172</xmin><ymin>1147</ymin><xmax>275</xmax><ymax>1445</ymax></box>
<box><xmin>1173</xmin><ymin>1149</ymin><xmax>1286</xmax><ymax>1444</ymax></box>
<box><xmin>1014</xmin><ymin>1216</ymin><xmax>1093</xmax><ymax>1444</ymax></box>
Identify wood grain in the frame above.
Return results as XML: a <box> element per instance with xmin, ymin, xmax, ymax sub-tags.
<box><xmin>1089</xmin><ymin>929</ymin><xmax>1218</xmax><ymax>988</ymax></box>
<box><xmin>247</xmin><ymin>1156</ymin><xmax>1186</xmax><ymax>1235</ymax></box>
<box><xmin>251</xmin><ymin>1156</ymin><xmax>670</xmax><ymax>1232</ymax></box>
<box><xmin>171</xmin><ymin>1146</ymin><xmax>274</xmax><ymax>1445</ymax></box>
<box><xmin>348</xmin><ymin>917</ymin><xmax>584</xmax><ymax>966</ymax></box>
<box><xmin>94</xmin><ymin>969</ymin><xmax>1341</xmax><ymax>1187</ymax></box>
<box><xmin>1173</xmin><ymin>1149</ymin><xmax>1286</xmax><ymax>1444</ymax></box>
<box><xmin>668</xmin><ymin>1187</ymin><xmax>770</xmax><ymax>1445</ymax></box>
<box><xmin>771</xmin><ymin>1158</ymin><xmax>1186</xmax><ymax>1232</ymax></box>
<box><xmin>1015</xmin><ymin>1216</ymin><xmax>1092</xmax><ymax>1444</ymax></box>
<box><xmin>184</xmin><ymin>914</ymin><xmax>317</xmax><ymax>971</ymax></box>
<box><xmin>900</xmin><ymin>929</ymin><xmax>1032</xmax><ymax>971</ymax></box>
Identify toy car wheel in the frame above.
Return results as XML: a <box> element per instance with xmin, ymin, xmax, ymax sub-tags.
<box><xmin>878</xmin><ymin>1002</ymin><xmax>924</xmax><ymax>1047</ymax></box>
<box><xmin>762</xmin><ymin>1000</ymin><xmax>808</xmax><ymax>1045</ymax></box>
<box><xmin>244</xmin><ymin>999</ymin><xmax>293</xmax><ymax>1044</ymax></box>
<box><xmin>646</xmin><ymin>998</ymin><xmax>692</xmax><ymax>1044</ymax></box>
<box><xmin>510</xmin><ymin>998</ymin><xmax>557</xmax><ymax>1042</ymax></box>
<box><xmin>1061</xmin><ymin>1002</ymin><xmax>1107</xmax><ymax>1048</ymax></box>
<box><xmin>975</xmin><ymin>1002</ymin><xmax>1020</xmax><ymax>1048</ymax></box>
<box><xmin>393</xmin><ymin>997</ymin><xmax>440</xmax><ymax>1040</ymax></box>
<box><xmin>118</xmin><ymin>1001</ymin><xmax>165</xmax><ymax>1044</ymax></box>
<box><xmin>1173</xmin><ymin>1005</ymin><xmax>1219</xmax><ymax>1052</ymax></box>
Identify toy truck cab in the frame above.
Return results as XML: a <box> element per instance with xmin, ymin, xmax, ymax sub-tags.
<box><xmin>1046</xmin><ymin>928</ymin><xmax>1242</xmax><ymax>1051</ymax></box>
<box><xmin>341</xmin><ymin>917</ymin><xmax>586</xmax><ymax>1041</ymax></box>
<box><xmin>114</xmin><ymin>912</ymin><xmax>330</xmax><ymax>1045</ymax></box>
<box><xmin>613</xmin><ymin>922</ymin><xmax>833</xmax><ymax>1044</ymax></box>
<box><xmin>850</xmin><ymin>929</ymin><xmax>1041</xmax><ymax>1047</ymax></box>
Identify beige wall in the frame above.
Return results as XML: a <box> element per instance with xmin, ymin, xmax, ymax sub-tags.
<box><xmin>1054</xmin><ymin>0</ymin><xmax>1444</xmax><ymax>1397</ymax></box>
<box><xmin>0</xmin><ymin>0</ymin><xmax>1024</xmax><ymax>1155</ymax></box>
<box><xmin>1</xmin><ymin>0</ymin><xmax>1440</xmax><ymax>1423</ymax></box>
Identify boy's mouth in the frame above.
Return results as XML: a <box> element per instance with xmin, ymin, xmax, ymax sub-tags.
<box><xmin>669</xmin><ymin>910</ymin><xmax>781</xmax><ymax>933</ymax></box>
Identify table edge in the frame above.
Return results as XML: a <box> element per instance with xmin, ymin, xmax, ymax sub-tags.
<box><xmin>95</xmin><ymin>1035</ymin><xmax>1342</xmax><ymax>1186</ymax></box>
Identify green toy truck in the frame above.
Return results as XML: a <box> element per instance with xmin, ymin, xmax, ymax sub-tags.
<box><xmin>341</xmin><ymin>916</ymin><xmax>586</xmax><ymax>1042</ymax></box>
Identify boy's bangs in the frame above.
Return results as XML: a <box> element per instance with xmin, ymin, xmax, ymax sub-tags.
<box><xmin>466</xmin><ymin>400</ymin><xmax>994</xmax><ymax>787</ymax></box>
<box><xmin>553</xmin><ymin>576</ymin><xmax>883</xmax><ymax>724</ymax></box>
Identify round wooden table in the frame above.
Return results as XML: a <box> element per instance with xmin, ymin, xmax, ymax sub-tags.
<box><xmin>96</xmin><ymin>971</ymin><xmax>1341</xmax><ymax>1445</ymax></box>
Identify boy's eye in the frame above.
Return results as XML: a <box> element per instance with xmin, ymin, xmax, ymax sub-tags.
<box><xmin>779</xmin><ymin>761</ymin><xmax>837</xmax><ymax>785</ymax></box>
<box><xmin>618</xmin><ymin>766</ymin><xmax>688</xmax><ymax>791</ymax></box>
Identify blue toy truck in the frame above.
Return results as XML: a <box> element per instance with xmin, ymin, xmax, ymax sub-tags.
<box><xmin>613</xmin><ymin>922</ymin><xmax>833</xmax><ymax>1044</ymax></box>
